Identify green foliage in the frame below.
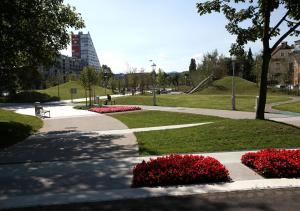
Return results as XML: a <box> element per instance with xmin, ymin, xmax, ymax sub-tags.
<box><xmin>197</xmin><ymin>0</ymin><xmax>300</xmax><ymax>119</ymax></box>
<box><xmin>189</xmin><ymin>58</ymin><xmax>197</xmax><ymax>72</ymax></box>
<box><xmin>8</xmin><ymin>91</ymin><xmax>59</xmax><ymax>103</ymax></box>
<box><xmin>0</xmin><ymin>0</ymin><xmax>84</xmax><ymax>93</ymax></box>
<box><xmin>156</xmin><ymin>68</ymin><xmax>167</xmax><ymax>89</ymax></box>
<box><xmin>80</xmin><ymin>66</ymin><xmax>99</xmax><ymax>106</ymax></box>
<box><xmin>0</xmin><ymin>109</ymin><xmax>43</xmax><ymax>149</ymax></box>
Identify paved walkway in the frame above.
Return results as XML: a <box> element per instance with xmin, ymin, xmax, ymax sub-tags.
<box><xmin>0</xmin><ymin>106</ymin><xmax>138</xmax><ymax>163</ymax></box>
<box><xmin>0</xmin><ymin>150</ymin><xmax>299</xmax><ymax>209</ymax></box>
<box><xmin>7</xmin><ymin>188</ymin><xmax>300</xmax><ymax>211</ymax></box>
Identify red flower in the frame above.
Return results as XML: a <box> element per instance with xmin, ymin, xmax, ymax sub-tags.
<box><xmin>132</xmin><ymin>154</ymin><xmax>230</xmax><ymax>187</ymax></box>
<box><xmin>241</xmin><ymin>149</ymin><xmax>300</xmax><ymax>178</ymax></box>
<box><xmin>89</xmin><ymin>106</ymin><xmax>141</xmax><ymax>113</ymax></box>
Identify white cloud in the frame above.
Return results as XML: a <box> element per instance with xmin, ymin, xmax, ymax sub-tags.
<box><xmin>100</xmin><ymin>52</ymin><xmax>129</xmax><ymax>73</ymax></box>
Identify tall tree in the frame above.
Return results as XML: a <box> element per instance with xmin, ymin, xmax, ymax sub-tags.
<box><xmin>156</xmin><ymin>68</ymin><xmax>167</xmax><ymax>90</ymax></box>
<box><xmin>0</xmin><ymin>0</ymin><xmax>84</xmax><ymax>94</ymax></box>
<box><xmin>243</xmin><ymin>48</ymin><xmax>255</xmax><ymax>82</ymax></box>
<box><xmin>189</xmin><ymin>58</ymin><xmax>197</xmax><ymax>72</ymax></box>
<box><xmin>79</xmin><ymin>66</ymin><xmax>98</xmax><ymax>106</ymax></box>
<box><xmin>197</xmin><ymin>0</ymin><xmax>300</xmax><ymax>119</ymax></box>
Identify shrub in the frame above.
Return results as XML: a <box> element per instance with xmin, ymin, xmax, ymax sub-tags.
<box><xmin>241</xmin><ymin>149</ymin><xmax>300</xmax><ymax>178</ymax></box>
<box><xmin>132</xmin><ymin>154</ymin><xmax>230</xmax><ymax>187</ymax></box>
<box><xmin>89</xmin><ymin>106</ymin><xmax>141</xmax><ymax>113</ymax></box>
<box><xmin>9</xmin><ymin>91</ymin><xmax>60</xmax><ymax>103</ymax></box>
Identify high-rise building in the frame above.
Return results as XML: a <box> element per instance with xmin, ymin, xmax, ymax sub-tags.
<box><xmin>72</xmin><ymin>32</ymin><xmax>101</xmax><ymax>70</ymax></box>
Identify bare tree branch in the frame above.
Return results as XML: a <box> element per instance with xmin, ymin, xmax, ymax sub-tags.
<box><xmin>271</xmin><ymin>21</ymin><xmax>300</xmax><ymax>53</ymax></box>
<box><xmin>270</xmin><ymin>10</ymin><xmax>289</xmax><ymax>36</ymax></box>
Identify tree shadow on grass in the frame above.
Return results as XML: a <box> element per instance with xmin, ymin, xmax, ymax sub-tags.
<box><xmin>0</xmin><ymin>121</ymin><xmax>34</xmax><ymax>149</ymax></box>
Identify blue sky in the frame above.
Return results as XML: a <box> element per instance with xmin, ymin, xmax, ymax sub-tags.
<box><xmin>62</xmin><ymin>0</ymin><xmax>299</xmax><ymax>73</ymax></box>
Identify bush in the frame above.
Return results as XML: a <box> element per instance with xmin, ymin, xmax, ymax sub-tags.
<box><xmin>89</xmin><ymin>106</ymin><xmax>141</xmax><ymax>113</ymax></box>
<box><xmin>132</xmin><ymin>154</ymin><xmax>230</xmax><ymax>187</ymax></box>
<box><xmin>241</xmin><ymin>149</ymin><xmax>300</xmax><ymax>178</ymax></box>
<box><xmin>9</xmin><ymin>91</ymin><xmax>60</xmax><ymax>103</ymax></box>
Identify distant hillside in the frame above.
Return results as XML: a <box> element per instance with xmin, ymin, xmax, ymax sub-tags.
<box><xmin>197</xmin><ymin>76</ymin><xmax>258</xmax><ymax>95</ymax></box>
<box><xmin>39</xmin><ymin>81</ymin><xmax>111</xmax><ymax>100</ymax></box>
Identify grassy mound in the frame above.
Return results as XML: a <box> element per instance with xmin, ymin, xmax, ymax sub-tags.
<box><xmin>197</xmin><ymin>76</ymin><xmax>258</xmax><ymax>95</ymax></box>
<box><xmin>0</xmin><ymin>109</ymin><xmax>43</xmax><ymax>149</ymax></box>
<box><xmin>39</xmin><ymin>81</ymin><xmax>111</xmax><ymax>100</ymax></box>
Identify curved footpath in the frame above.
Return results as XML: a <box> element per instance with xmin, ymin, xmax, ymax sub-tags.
<box><xmin>265</xmin><ymin>96</ymin><xmax>300</xmax><ymax>114</ymax></box>
<box><xmin>0</xmin><ymin>105</ymin><xmax>138</xmax><ymax>163</ymax></box>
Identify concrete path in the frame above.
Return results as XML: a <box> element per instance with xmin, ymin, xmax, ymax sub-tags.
<box><xmin>136</xmin><ymin>105</ymin><xmax>288</xmax><ymax>119</ymax></box>
<box><xmin>1</xmin><ymin>150</ymin><xmax>300</xmax><ymax>210</ymax></box>
<box><xmin>0</xmin><ymin>106</ymin><xmax>138</xmax><ymax>163</ymax></box>
<box><xmin>9</xmin><ymin>188</ymin><xmax>300</xmax><ymax>211</ymax></box>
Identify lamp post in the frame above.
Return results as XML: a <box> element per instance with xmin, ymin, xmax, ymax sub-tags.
<box><xmin>151</xmin><ymin>62</ymin><xmax>157</xmax><ymax>106</ymax></box>
<box><xmin>231</xmin><ymin>55</ymin><xmax>237</xmax><ymax>110</ymax></box>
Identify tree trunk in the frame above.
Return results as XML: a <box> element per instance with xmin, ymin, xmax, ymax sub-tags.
<box><xmin>85</xmin><ymin>89</ymin><xmax>87</xmax><ymax>107</ymax></box>
<box><xmin>89</xmin><ymin>87</ymin><xmax>92</xmax><ymax>107</ymax></box>
<box><xmin>256</xmin><ymin>0</ymin><xmax>271</xmax><ymax>120</ymax></box>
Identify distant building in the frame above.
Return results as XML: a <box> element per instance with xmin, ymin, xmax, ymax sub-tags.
<box><xmin>291</xmin><ymin>40</ymin><xmax>300</xmax><ymax>86</ymax></box>
<box><xmin>268</xmin><ymin>42</ymin><xmax>293</xmax><ymax>85</ymax></box>
<box><xmin>39</xmin><ymin>32</ymin><xmax>101</xmax><ymax>86</ymax></box>
<box><xmin>71</xmin><ymin>32</ymin><xmax>101</xmax><ymax>70</ymax></box>
<box><xmin>39</xmin><ymin>55</ymin><xmax>87</xmax><ymax>82</ymax></box>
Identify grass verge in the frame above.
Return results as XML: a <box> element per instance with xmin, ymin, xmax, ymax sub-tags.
<box><xmin>273</xmin><ymin>101</ymin><xmax>300</xmax><ymax>113</ymax></box>
<box><xmin>115</xmin><ymin>94</ymin><xmax>289</xmax><ymax>112</ymax></box>
<box><xmin>112</xmin><ymin>111</ymin><xmax>300</xmax><ymax>155</ymax></box>
<box><xmin>0</xmin><ymin>109</ymin><xmax>43</xmax><ymax>149</ymax></box>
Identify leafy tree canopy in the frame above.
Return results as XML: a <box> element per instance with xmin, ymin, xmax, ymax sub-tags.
<box><xmin>197</xmin><ymin>0</ymin><xmax>300</xmax><ymax>119</ymax></box>
<box><xmin>0</xmin><ymin>0</ymin><xmax>84</xmax><ymax>70</ymax></box>
<box><xmin>197</xmin><ymin>0</ymin><xmax>300</xmax><ymax>55</ymax></box>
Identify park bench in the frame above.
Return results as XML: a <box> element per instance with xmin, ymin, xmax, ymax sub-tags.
<box><xmin>34</xmin><ymin>102</ymin><xmax>50</xmax><ymax>118</ymax></box>
<box><xmin>104</xmin><ymin>94</ymin><xmax>115</xmax><ymax>105</ymax></box>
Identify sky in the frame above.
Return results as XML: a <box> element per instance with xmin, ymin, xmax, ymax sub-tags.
<box><xmin>61</xmin><ymin>0</ymin><xmax>299</xmax><ymax>73</ymax></box>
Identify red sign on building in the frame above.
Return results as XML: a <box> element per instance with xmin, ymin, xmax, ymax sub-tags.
<box><xmin>72</xmin><ymin>35</ymin><xmax>81</xmax><ymax>58</ymax></box>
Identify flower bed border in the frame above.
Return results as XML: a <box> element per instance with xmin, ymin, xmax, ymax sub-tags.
<box><xmin>241</xmin><ymin>148</ymin><xmax>300</xmax><ymax>178</ymax></box>
<box><xmin>89</xmin><ymin>105</ymin><xmax>141</xmax><ymax>114</ymax></box>
<box><xmin>132</xmin><ymin>154</ymin><xmax>230</xmax><ymax>187</ymax></box>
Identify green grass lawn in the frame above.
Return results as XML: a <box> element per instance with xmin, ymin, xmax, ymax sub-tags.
<box><xmin>38</xmin><ymin>81</ymin><xmax>111</xmax><ymax>100</ymax></box>
<box><xmin>0</xmin><ymin>109</ymin><xmax>43</xmax><ymax>149</ymax></box>
<box><xmin>109</xmin><ymin>110</ymin><xmax>220</xmax><ymax>128</ymax></box>
<box><xmin>115</xmin><ymin>94</ymin><xmax>289</xmax><ymax>112</ymax></box>
<box><xmin>112</xmin><ymin>111</ymin><xmax>300</xmax><ymax>155</ymax></box>
<box><xmin>273</xmin><ymin>102</ymin><xmax>300</xmax><ymax>113</ymax></box>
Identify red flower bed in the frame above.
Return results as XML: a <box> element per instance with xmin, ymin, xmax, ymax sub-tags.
<box><xmin>89</xmin><ymin>106</ymin><xmax>141</xmax><ymax>113</ymax></box>
<box><xmin>241</xmin><ymin>149</ymin><xmax>300</xmax><ymax>178</ymax></box>
<box><xmin>132</xmin><ymin>154</ymin><xmax>230</xmax><ymax>187</ymax></box>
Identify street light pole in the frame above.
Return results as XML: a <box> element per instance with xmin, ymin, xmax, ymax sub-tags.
<box><xmin>151</xmin><ymin>62</ymin><xmax>157</xmax><ymax>106</ymax></box>
<box><xmin>231</xmin><ymin>56</ymin><xmax>237</xmax><ymax>110</ymax></box>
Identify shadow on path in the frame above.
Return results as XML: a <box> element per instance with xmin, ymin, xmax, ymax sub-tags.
<box><xmin>0</xmin><ymin>131</ymin><xmax>138</xmax><ymax>164</ymax></box>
